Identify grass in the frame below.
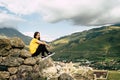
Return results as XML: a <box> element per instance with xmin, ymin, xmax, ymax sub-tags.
<box><xmin>107</xmin><ymin>71</ymin><xmax>120</xmax><ymax>80</ymax></box>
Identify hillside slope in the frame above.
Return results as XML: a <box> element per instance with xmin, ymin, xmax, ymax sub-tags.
<box><xmin>0</xmin><ymin>27</ymin><xmax>32</xmax><ymax>45</ymax></box>
<box><xmin>51</xmin><ymin>26</ymin><xmax>120</xmax><ymax>62</ymax></box>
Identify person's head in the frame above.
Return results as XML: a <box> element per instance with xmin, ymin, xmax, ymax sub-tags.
<box><xmin>34</xmin><ymin>32</ymin><xmax>40</xmax><ymax>40</ymax></box>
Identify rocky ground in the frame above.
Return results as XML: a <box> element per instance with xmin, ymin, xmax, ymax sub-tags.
<box><xmin>0</xmin><ymin>37</ymin><xmax>94</xmax><ymax>80</ymax></box>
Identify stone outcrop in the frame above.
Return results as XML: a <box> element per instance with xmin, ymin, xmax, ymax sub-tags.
<box><xmin>0</xmin><ymin>37</ymin><xmax>53</xmax><ymax>80</ymax></box>
<box><xmin>0</xmin><ymin>37</ymin><xmax>94</xmax><ymax>80</ymax></box>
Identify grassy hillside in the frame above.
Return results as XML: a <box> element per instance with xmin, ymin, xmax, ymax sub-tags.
<box><xmin>50</xmin><ymin>26</ymin><xmax>120</xmax><ymax>70</ymax></box>
<box><xmin>0</xmin><ymin>27</ymin><xmax>32</xmax><ymax>45</ymax></box>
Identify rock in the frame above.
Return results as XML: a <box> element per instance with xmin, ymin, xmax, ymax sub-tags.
<box><xmin>58</xmin><ymin>73</ymin><xmax>74</xmax><ymax>80</ymax></box>
<box><xmin>10</xmin><ymin>37</ymin><xmax>25</xmax><ymax>49</ymax></box>
<box><xmin>0</xmin><ymin>49</ymin><xmax>10</xmax><ymax>57</ymax></box>
<box><xmin>24</xmin><ymin>57</ymin><xmax>36</xmax><ymax>65</ymax></box>
<box><xmin>33</xmin><ymin>64</ymin><xmax>40</xmax><ymax>73</ymax></box>
<box><xmin>17</xmin><ymin>65</ymin><xmax>33</xmax><ymax>79</ymax></box>
<box><xmin>30</xmin><ymin>73</ymin><xmax>41</xmax><ymax>80</ymax></box>
<box><xmin>17</xmin><ymin>65</ymin><xmax>42</xmax><ymax>80</ymax></box>
<box><xmin>18</xmin><ymin>65</ymin><xmax>33</xmax><ymax>72</ymax></box>
<box><xmin>0</xmin><ymin>57</ymin><xmax>2</xmax><ymax>63</ymax></box>
<box><xmin>0</xmin><ymin>38</ymin><xmax>11</xmax><ymax>50</ymax></box>
<box><xmin>9</xmin><ymin>75</ymin><xmax>17</xmax><ymax>80</ymax></box>
<box><xmin>42</xmin><ymin>66</ymin><xmax>57</xmax><ymax>78</ymax></box>
<box><xmin>8</xmin><ymin>49</ymin><xmax>21</xmax><ymax>57</ymax></box>
<box><xmin>39</xmin><ymin>58</ymin><xmax>54</xmax><ymax>71</ymax></box>
<box><xmin>0</xmin><ymin>38</ymin><xmax>11</xmax><ymax>56</ymax></box>
<box><xmin>20</xmin><ymin>49</ymin><xmax>31</xmax><ymax>58</ymax></box>
<box><xmin>73</xmin><ymin>73</ymin><xmax>86</xmax><ymax>80</ymax></box>
<box><xmin>8</xmin><ymin>67</ymin><xmax>18</xmax><ymax>75</ymax></box>
<box><xmin>17</xmin><ymin>71</ymin><xmax>29</xmax><ymax>80</ymax></box>
<box><xmin>1</xmin><ymin>57</ymin><xmax>24</xmax><ymax>67</ymax></box>
<box><xmin>0</xmin><ymin>71</ymin><xmax>10</xmax><ymax>79</ymax></box>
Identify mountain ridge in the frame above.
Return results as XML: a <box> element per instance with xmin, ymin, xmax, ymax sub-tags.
<box><xmin>0</xmin><ymin>27</ymin><xmax>32</xmax><ymax>45</ymax></box>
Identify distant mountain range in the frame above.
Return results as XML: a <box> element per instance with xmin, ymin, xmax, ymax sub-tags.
<box><xmin>51</xmin><ymin>25</ymin><xmax>120</xmax><ymax>63</ymax></box>
<box><xmin>0</xmin><ymin>27</ymin><xmax>32</xmax><ymax>45</ymax></box>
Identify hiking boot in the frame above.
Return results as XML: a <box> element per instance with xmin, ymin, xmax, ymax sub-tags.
<box><xmin>47</xmin><ymin>52</ymin><xmax>53</xmax><ymax>55</ymax></box>
<box><xmin>41</xmin><ymin>56</ymin><xmax>46</xmax><ymax>58</ymax></box>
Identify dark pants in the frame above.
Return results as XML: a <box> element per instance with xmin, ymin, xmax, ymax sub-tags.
<box><xmin>32</xmin><ymin>44</ymin><xmax>49</xmax><ymax>57</ymax></box>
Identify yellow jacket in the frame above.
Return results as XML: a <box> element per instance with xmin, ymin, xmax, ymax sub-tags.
<box><xmin>29</xmin><ymin>38</ymin><xmax>39</xmax><ymax>54</ymax></box>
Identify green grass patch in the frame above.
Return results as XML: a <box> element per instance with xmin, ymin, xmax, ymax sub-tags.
<box><xmin>107</xmin><ymin>71</ymin><xmax>120</xmax><ymax>80</ymax></box>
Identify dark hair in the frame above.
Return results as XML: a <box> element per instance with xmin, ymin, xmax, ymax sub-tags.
<box><xmin>34</xmin><ymin>32</ymin><xmax>40</xmax><ymax>40</ymax></box>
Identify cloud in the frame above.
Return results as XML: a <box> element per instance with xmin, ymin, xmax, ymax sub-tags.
<box><xmin>0</xmin><ymin>0</ymin><xmax>40</xmax><ymax>15</ymax></box>
<box><xmin>0</xmin><ymin>11</ymin><xmax>25</xmax><ymax>28</ymax></box>
<box><xmin>23</xmin><ymin>32</ymin><xmax>34</xmax><ymax>37</ymax></box>
<box><xmin>38</xmin><ymin>0</ymin><xmax>120</xmax><ymax>26</ymax></box>
<box><xmin>1</xmin><ymin>0</ymin><xmax>120</xmax><ymax>26</ymax></box>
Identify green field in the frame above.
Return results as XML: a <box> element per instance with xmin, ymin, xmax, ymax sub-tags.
<box><xmin>107</xmin><ymin>71</ymin><xmax>120</xmax><ymax>80</ymax></box>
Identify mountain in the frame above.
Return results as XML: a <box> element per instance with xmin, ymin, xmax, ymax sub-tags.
<box><xmin>51</xmin><ymin>25</ymin><xmax>120</xmax><ymax>63</ymax></box>
<box><xmin>0</xmin><ymin>27</ymin><xmax>32</xmax><ymax>45</ymax></box>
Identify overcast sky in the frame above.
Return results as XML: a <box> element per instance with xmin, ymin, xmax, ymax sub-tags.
<box><xmin>0</xmin><ymin>0</ymin><xmax>120</xmax><ymax>41</ymax></box>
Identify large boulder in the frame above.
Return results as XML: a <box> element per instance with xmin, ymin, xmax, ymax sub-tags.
<box><xmin>18</xmin><ymin>65</ymin><xmax>33</xmax><ymax>72</ymax></box>
<box><xmin>10</xmin><ymin>37</ymin><xmax>25</xmax><ymax>49</ymax></box>
<box><xmin>58</xmin><ymin>73</ymin><xmax>74</xmax><ymax>80</ymax></box>
<box><xmin>8</xmin><ymin>49</ymin><xmax>21</xmax><ymax>57</ymax></box>
<box><xmin>0</xmin><ymin>57</ymin><xmax>2</xmax><ymax>63</ymax></box>
<box><xmin>24</xmin><ymin>57</ymin><xmax>36</xmax><ymax>65</ymax></box>
<box><xmin>0</xmin><ymin>71</ymin><xmax>10</xmax><ymax>79</ymax></box>
<box><xmin>0</xmin><ymin>38</ymin><xmax>11</xmax><ymax>56</ymax></box>
<box><xmin>42</xmin><ymin>66</ymin><xmax>57</xmax><ymax>78</ymax></box>
<box><xmin>0</xmin><ymin>38</ymin><xmax>11</xmax><ymax>50</ymax></box>
<box><xmin>0</xmin><ymin>56</ymin><xmax>24</xmax><ymax>67</ymax></box>
<box><xmin>20</xmin><ymin>49</ymin><xmax>32</xmax><ymax>58</ymax></box>
<box><xmin>38</xmin><ymin>58</ymin><xmax>54</xmax><ymax>71</ymax></box>
<box><xmin>8</xmin><ymin>67</ymin><xmax>18</xmax><ymax>75</ymax></box>
<box><xmin>9</xmin><ymin>75</ymin><xmax>17</xmax><ymax>80</ymax></box>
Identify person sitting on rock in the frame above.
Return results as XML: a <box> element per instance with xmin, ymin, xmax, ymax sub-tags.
<box><xmin>29</xmin><ymin>31</ymin><xmax>52</xmax><ymax>58</ymax></box>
